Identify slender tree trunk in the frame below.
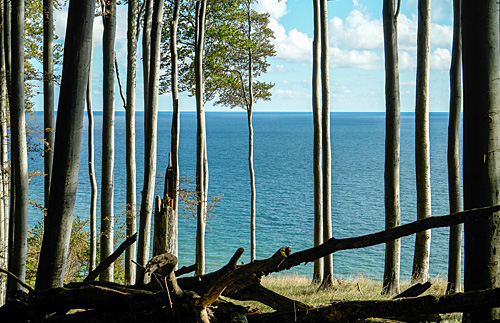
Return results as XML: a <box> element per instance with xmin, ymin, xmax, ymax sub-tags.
<box><xmin>100</xmin><ymin>0</ymin><xmax>117</xmax><ymax>282</ymax></box>
<box><xmin>3</xmin><ymin>0</ymin><xmax>9</xmax><ymax>96</ymax></box>
<box><xmin>247</xmin><ymin>2</ymin><xmax>257</xmax><ymax>263</ymax></box>
<box><xmin>142</xmin><ymin>0</ymin><xmax>153</xmax><ymax>122</ymax></box>
<box><xmin>36</xmin><ymin>0</ymin><xmax>94</xmax><ymax>290</ymax></box>
<box><xmin>43</xmin><ymin>0</ymin><xmax>55</xmax><ymax>209</ymax></box>
<box><xmin>8</xmin><ymin>0</ymin><xmax>28</xmax><ymax>293</ymax></box>
<box><xmin>195</xmin><ymin>0</ymin><xmax>207</xmax><ymax>276</ymax></box>
<box><xmin>87</xmin><ymin>37</ymin><xmax>97</xmax><ymax>273</ymax></box>
<box><xmin>168</xmin><ymin>0</ymin><xmax>181</xmax><ymax>258</ymax></box>
<box><xmin>125</xmin><ymin>0</ymin><xmax>138</xmax><ymax>286</ymax></box>
<box><xmin>319</xmin><ymin>0</ymin><xmax>333</xmax><ymax>289</ymax></box>
<box><xmin>0</xmin><ymin>0</ymin><xmax>5</xmax><ymax>304</ymax></box>
<box><xmin>137</xmin><ymin>0</ymin><xmax>164</xmax><ymax>284</ymax></box>
<box><xmin>382</xmin><ymin>0</ymin><xmax>401</xmax><ymax>295</ymax></box>
<box><xmin>312</xmin><ymin>0</ymin><xmax>323</xmax><ymax>284</ymax></box>
<box><xmin>462</xmin><ymin>0</ymin><xmax>500</xmax><ymax>321</ymax></box>
<box><xmin>446</xmin><ymin>0</ymin><xmax>462</xmax><ymax>295</ymax></box>
<box><xmin>412</xmin><ymin>0</ymin><xmax>431</xmax><ymax>284</ymax></box>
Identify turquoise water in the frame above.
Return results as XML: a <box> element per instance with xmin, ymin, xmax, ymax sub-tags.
<box><xmin>27</xmin><ymin>111</ymin><xmax>458</xmax><ymax>280</ymax></box>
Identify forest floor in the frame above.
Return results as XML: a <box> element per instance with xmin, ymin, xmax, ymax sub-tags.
<box><xmin>229</xmin><ymin>274</ymin><xmax>462</xmax><ymax>322</ymax></box>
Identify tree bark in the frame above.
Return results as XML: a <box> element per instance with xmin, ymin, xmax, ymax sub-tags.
<box><xmin>36</xmin><ymin>0</ymin><xmax>94</xmax><ymax>290</ymax></box>
<box><xmin>195</xmin><ymin>0</ymin><xmax>208</xmax><ymax>276</ymax></box>
<box><xmin>101</xmin><ymin>0</ymin><xmax>117</xmax><ymax>282</ymax></box>
<box><xmin>446</xmin><ymin>0</ymin><xmax>462</xmax><ymax>295</ymax></box>
<box><xmin>462</xmin><ymin>0</ymin><xmax>500</xmax><ymax>321</ymax></box>
<box><xmin>125</xmin><ymin>0</ymin><xmax>138</xmax><ymax>285</ymax></box>
<box><xmin>87</xmin><ymin>35</ymin><xmax>97</xmax><ymax>273</ymax></box>
<box><xmin>382</xmin><ymin>0</ymin><xmax>401</xmax><ymax>295</ymax></box>
<box><xmin>142</xmin><ymin>0</ymin><xmax>153</xmax><ymax>121</ymax></box>
<box><xmin>8</xmin><ymin>0</ymin><xmax>28</xmax><ymax>293</ymax></box>
<box><xmin>319</xmin><ymin>0</ymin><xmax>332</xmax><ymax>289</ymax></box>
<box><xmin>137</xmin><ymin>0</ymin><xmax>164</xmax><ymax>284</ymax></box>
<box><xmin>311</xmin><ymin>0</ymin><xmax>323</xmax><ymax>285</ymax></box>
<box><xmin>43</xmin><ymin>0</ymin><xmax>55</xmax><ymax>211</ymax></box>
<box><xmin>0</xmin><ymin>0</ymin><xmax>6</xmax><ymax>304</ymax></box>
<box><xmin>168</xmin><ymin>0</ymin><xmax>180</xmax><ymax>259</ymax></box>
<box><xmin>412</xmin><ymin>0</ymin><xmax>431</xmax><ymax>284</ymax></box>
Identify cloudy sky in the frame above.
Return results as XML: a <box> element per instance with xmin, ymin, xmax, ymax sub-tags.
<box><xmin>47</xmin><ymin>0</ymin><xmax>455</xmax><ymax>113</ymax></box>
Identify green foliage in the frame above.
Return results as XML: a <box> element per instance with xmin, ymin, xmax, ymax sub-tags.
<box><xmin>159</xmin><ymin>0</ymin><xmax>275</xmax><ymax>109</ymax></box>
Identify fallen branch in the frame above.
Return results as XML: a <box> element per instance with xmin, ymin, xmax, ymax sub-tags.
<box><xmin>0</xmin><ymin>268</ymin><xmax>34</xmax><ymax>293</ymax></box>
<box><xmin>84</xmin><ymin>233</ymin><xmax>137</xmax><ymax>282</ymax></box>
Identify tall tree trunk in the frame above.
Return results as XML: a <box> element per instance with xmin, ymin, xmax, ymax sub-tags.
<box><xmin>125</xmin><ymin>0</ymin><xmax>138</xmax><ymax>286</ymax></box>
<box><xmin>142</xmin><ymin>0</ymin><xmax>153</xmax><ymax>122</ymax></box>
<box><xmin>0</xmin><ymin>0</ymin><xmax>6</xmax><ymax>304</ymax></box>
<box><xmin>312</xmin><ymin>0</ymin><xmax>323</xmax><ymax>284</ymax></box>
<box><xmin>382</xmin><ymin>0</ymin><xmax>401</xmax><ymax>295</ymax></box>
<box><xmin>87</xmin><ymin>37</ymin><xmax>97</xmax><ymax>273</ymax></box>
<box><xmin>247</xmin><ymin>2</ymin><xmax>257</xmax><ymax>263</ymax></box>
<box><xmin>100</xmin><ymin>0</ymin><xmax>117</xmax><ymax>282</ymax></box>
<box><xmin>462</xmin><ymin>0</ymin><xmax>500</xmax><ymax>321</ymax></box>
<box><xmin>43</xmin><ymin>0</ymin><xmax>55</xmax><ymax>209</ymax></box>
<box><xmin>446</xmin><ymin>0</ymin><xmax>462</xmax><ymax>295</ymax></box>
<box><xmin>195</xmin><ymin>0</ymin><xmax>207</xmax><ymax>276</ymax></box>
<box><xmin>412</xmin><ymin>0</ymin><xmax>431</xmax><ymax>284</ymax></box>
<box><xmin>319</xmin><ymin>0</ymin><xmax>333</xmax><ymax>289</ymax></box>
<box><xmin>137</xmin><ymin>0</ymin><xmax>164</xmax><ymax>284</ymax></box>
<box><xmin>8</xmin><ymin>0</ymin><xmax>28</xmax><ymax>293</ymax></box>
<box><xmin>168</xmin><ymin>0</ymin><xmax>181</xmax><ymax>258</ymax></box>
<box><xmin>36</xmin><ymin>0</ymin><xmax>94</xmax><ymax>290</ymax></box>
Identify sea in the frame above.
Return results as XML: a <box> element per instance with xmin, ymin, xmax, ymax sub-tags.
<box><xmin>27</xmin><ymin>111</ymin><xmax>458</xmax><ymax>281</ymax></box>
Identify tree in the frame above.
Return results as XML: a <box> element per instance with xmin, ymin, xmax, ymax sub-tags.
<box><xmin>207</xmin><ymin>0</ymin><xmax>275</xmax><ymax>262</ymax></box>
<box><xmin>8</xmin><ymin>0</ymin><xmax>29</xmax><ymax>293</ymax></box>
<box><xmin>412</xmin><ymin>0</ymin><xmax>431</xmax><ymax>283</ymax></box>
<box><xmin>36</xmin><ymin>0</ymin><xmax>95</xmax><ymax>290</ymax></box>
<box><xmin>382</xmin><ymin>0</ymin><xmax>401</xmax><ymax>295</ymax></box>
<box><xmin>195</xmin><ymin>0</ymin><xmax>208</xmax><ymax>276</ymax></box>
<box><xmin>462</xmin><ymin>0</ymin><xmax>500</xmax><ymax>321</ymax></box>
<box><xmin>311</xmin><ymin>0</ymin><xmax>323</xmax><ymax>284</ymax></box>
<box><xmin>100</xmin><ymin>0</ymin><xmax>117</xmax><ymax>282</ymax></box>
<box><xmin>0</xmin><ymin>0</ymin><xmax>6</xmax><ymax>304</ymax></box>
<box><xmin>320</xmin><ymin>0</ymin><xmax>333</xmax><ymax>289</ymax></box>
<box><xmin>446</xmin><ymin>0</ymin><xmax>462</xmax><ymax>295</ymax></box>
<box><xmin>43</xmin><ymin>0</ymin><xmax>55</xmax><ymax>210</ymax></box>
<box><xmin>167</xmin><ymin>0</ymin><xmax>181</xmax><ymax>258</ymax></box>
<box><xmin>137</xmin><ymin>0</ymin><xmax>164</xmax><ymax>283</ymax></box>
<box><xmin>125</xmin><ymin>0</ymin><xmax>140</xmax><ymax>285</ymax></box>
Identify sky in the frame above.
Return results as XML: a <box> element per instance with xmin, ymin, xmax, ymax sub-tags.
<box><xmin>43</xmin><ymin>0</ymin><xmax>455</xmax><ymax>113</ymax></box>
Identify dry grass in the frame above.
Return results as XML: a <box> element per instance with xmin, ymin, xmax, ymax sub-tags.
<box><xmin>229</xmin><ymin>274</ymin><xmax>462</xmax><ymax>322</ymax></box>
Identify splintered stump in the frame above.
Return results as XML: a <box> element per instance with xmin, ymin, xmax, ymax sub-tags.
<box><xmin>1</xmin><ymin>206</ymin><xmax>500</xmax><ymax>322</ymax></box>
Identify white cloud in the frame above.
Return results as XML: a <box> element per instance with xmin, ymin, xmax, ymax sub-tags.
<box><xmin>331</xmin><ymin>48</ymin><xmax>381</xmax><ymax>69</ymax></box>
<box><xmin>330</xmin><ymin>10</ymin><xmax>383</xmax><ymax>50</ymax></box>
<box><xmin>254</xmin><ymin>0</ymin><xmax>288</xmax><ymax>20</ymax></box>
<box><xmin>397</xmin><ymin>13</ymin><xmax>452</xmax><ymax>51</ymax></box>
<box><xmin>268</xmin><ymin>18</ymin><xmax>312</xmax><ymax>62</ymax></box>
<box><xmin>430</xmin><ymin>48</ymin><xmax>451</xmax><ymax>70</ymax></box>
<box><xmin>399</xmin><ymin>51</ymin><xmax>416</xmax><ymax>70</ymax></box>
<box><xmin>274</xmin><ymin>88</ymin><xmax>300</xmax><ymax>98</ymax></box>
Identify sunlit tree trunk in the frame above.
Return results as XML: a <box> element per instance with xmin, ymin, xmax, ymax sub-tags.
<box><xmin>412</xmin><ymin>0</ymin><xmax>431</xmax><ymax>284</ymax></box>
<box><xmin>8</xmin><ymin>0</ymin><xmax>28</xmax><ymax>293</ymax></box>
<box><xmin>36</xmin><ymin>0</ymin><xmax>94</xmax><ymax>290</ymax></box>
<box><xmin>87</xmin><ymin>37</ymin><xmax>97</xmax><ymax>273</ymax></box>
<box><xmin>195</xmin><ymin>0</ymin><xmax>207</xmax><ymax>276</ymax></box>
<box><xmin>462</xmin><ymin>0</ymin><xmax>500</xmax><ymax>321</ymax></box>
<box><xmin>382</xmin><ymin>0</ymin><xmax>401</xmax><ymax>295</ymax></box>
<box><xmin>168</xmin><ymin>0</ymin><xmax>181</xmax><ymax>258</ymax></box>
<box><xmin>137</xmin><ymin>0</ymin><xmax>164</xmax><ymax>284</ymax></box>
<box><xmin>446</xmin><ymin>0</ymin><xmax>462</xmax><ymax>295</ymax></box>
<box><xmin>142</xmin><ymin>0</ymin><xmax>153</xmax><ymax>122</ymax></box>
<box><xmin>125</xmin><ymin>0</ymin><xmax>138</xmax><ymax>285</ymax></box>
<box><xmin>43</xmin><ymin>0</ymin><xmax>55</xmax><ymax>209</ymax></box>
<box><xmin>0</xmin><ymin>0</ymin><xmax>6</xmax><ymax>304</ymax></box>
<box><xmin>320</xmin><ymin>0</ymin><xmax>333</xmax><ymax>289</ymax></box>
<box><xmin>100</xmin><ymin>0</ymin><xmax>117</xmax><ymax>282</ymax></box>
<box><xmin>312</xmin><ymin>0</ymin><xmax>323</xmax><ymax>284</ymax></box>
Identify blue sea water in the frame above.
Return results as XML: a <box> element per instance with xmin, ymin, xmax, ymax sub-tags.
<box><xmin>27</xmin><ymin>111</ymin><xmax>457</xmax><ymax>281</ymax></box>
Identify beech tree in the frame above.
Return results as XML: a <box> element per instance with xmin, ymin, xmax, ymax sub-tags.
<box><xmin>412</xmin><ymin>0</ymin><xmax>431</xmax><ymax>283</ymax></box>
<box><xmin>446</xmin><ymin>0</ymin><xmax>462</xmax><ymax>295</ymax></box>
<box><xmin>36</xmin><ymin>0</ymin><xmax>95</xmax><ymax>290</ymax></box>
<box><xmin>462</xmin><ymin>0</ymin><xmax>500</xmax><ymax>321</ymax></box>
<box><xmin>382</xmin><ymin>0</ymin><xmax>401</xmax><ymax>295</ymax></box>
<box><xmin>100</xmin><ymin>0</ymin><xmax>117</xmax><ymax>282</ymax></box>
<box><xmin>311</xmin><ymin>0</ymin><xmax>323</xmax><ymax>284</ymax></box>
<box><xmin>0</xmin><ymin>0</ymin><xmax>6</xmax><ymax>304</ymax></box>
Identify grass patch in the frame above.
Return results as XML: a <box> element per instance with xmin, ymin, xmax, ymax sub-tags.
<box><xmin>229</xmin><ymin>274</ymin><xmax>462</xmax><ymax>322</ymax></box>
